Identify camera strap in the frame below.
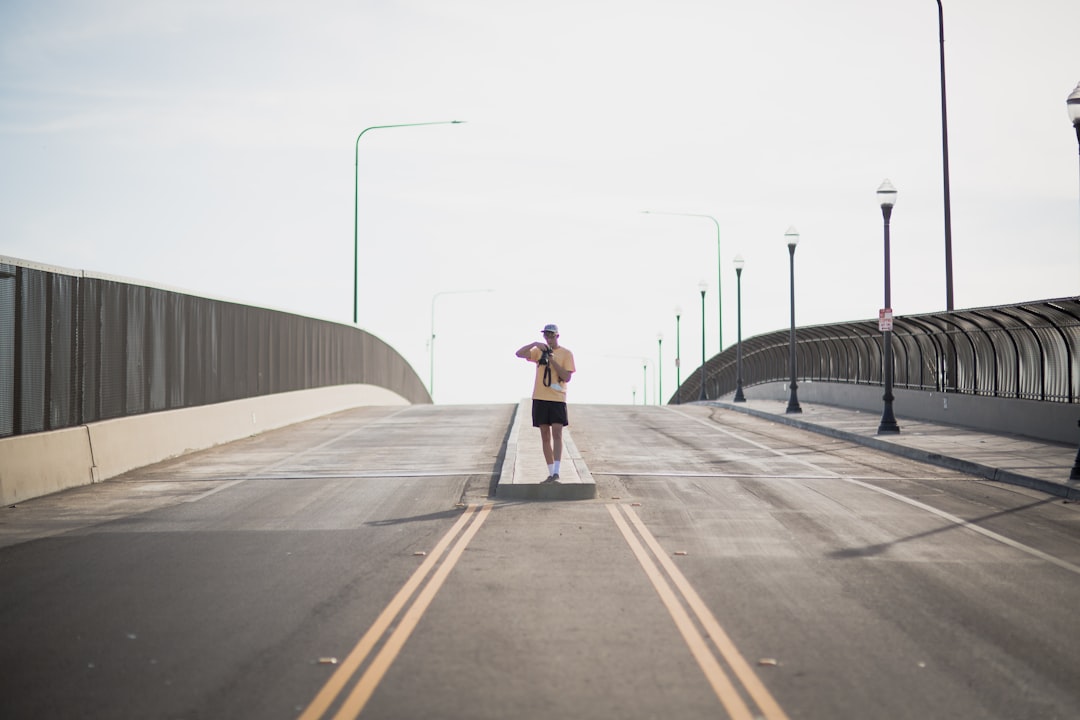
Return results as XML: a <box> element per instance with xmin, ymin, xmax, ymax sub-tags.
<box><xmin>543</xmin><ymin>363</ymin><xmax>552</xmax><ymax>387</ymax></box>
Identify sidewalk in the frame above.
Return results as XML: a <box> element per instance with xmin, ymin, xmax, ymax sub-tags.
<box><xmin>709</xmin><ymin>398</ymin><xmax>1080</xmax><ymax>501</ymax></box>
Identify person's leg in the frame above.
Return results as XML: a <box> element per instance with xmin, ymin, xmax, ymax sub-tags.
<box><xmin>539</xmin><ymin>424</ymin><xmax>555</xmax><ymax>466</ymax></box>
<box><xmin>550</xmin><ymin>423</ymin><xmax>564</xmax><ymax>477</ymax></box>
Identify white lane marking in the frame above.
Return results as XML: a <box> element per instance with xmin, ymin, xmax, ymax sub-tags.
<box><xmin>667</xmin><ymin>407</ymin><xmax>1080</xmax><ymax>577</ymax></box>
<box><xmin>182</xmin><ymin>407</ymin><xmax>417</xmax><ymax>503</ymax></box>
<box><xmin>182</xmin><ymin>471</ymin><xmax>492</xmax><ymax>503</ymax></box>
<box><xmin>184</xmin><ymin>479</ymin><xmax>244</xmax><ymax>503</ymax></box>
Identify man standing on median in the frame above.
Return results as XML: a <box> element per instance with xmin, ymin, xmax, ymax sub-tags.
<box><xmin>515</xmin><ymin>324</ymin><xmax>576</xmax><ymax>483</ymax></box>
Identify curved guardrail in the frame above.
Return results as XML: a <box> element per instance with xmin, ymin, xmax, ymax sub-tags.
<box><xmin>675</xmin><ymin>297</ymin><xmax>1080</xmax><ymax>405</ymax></box>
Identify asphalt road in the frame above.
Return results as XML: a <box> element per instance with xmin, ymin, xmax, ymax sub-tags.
<box><xmin>1</xmin><ymin>403</ymin><xmax>1078</xmax><ymax>719</ymax></box>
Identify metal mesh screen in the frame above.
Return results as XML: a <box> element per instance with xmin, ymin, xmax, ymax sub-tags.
<box><xmin>676</xmin><ymin>297</ymin><xmax>1080</xmax><ymax>406</ymax></box>
<box><xmin>0</xmin><ymin>263</ymin><xmax>15</xmax><ymax>436</ymax></box>
<box><xmin>0</xmin><ymin>259</ymin><xmax>430</xmax><ymax>439</ymax></box>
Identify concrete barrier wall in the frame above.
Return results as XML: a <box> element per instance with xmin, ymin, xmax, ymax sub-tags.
<box><xmin>0</xmin><ymin>384</ymin><xmax>408</xmax><ymax>506</ymax></box>
<box><xmin>739</xmin><ymin>381</ymin><xmax>1080</xmax><ymax>446</ymax></box>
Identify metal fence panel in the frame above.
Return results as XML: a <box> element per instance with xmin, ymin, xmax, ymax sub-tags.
<box><xmin>0</xmin><ymin>259</ymin><xmax>431</xmax><ymax>439</ymax></box>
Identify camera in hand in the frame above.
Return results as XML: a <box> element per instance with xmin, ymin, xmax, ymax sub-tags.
<box><xmin>538</xmin><ymin>347</ymin><xmax>552</xmax><ymax>366</ymax></box>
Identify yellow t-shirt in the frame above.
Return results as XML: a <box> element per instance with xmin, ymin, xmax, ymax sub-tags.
<box><xmin>528</xmin><ymin>346</ymin><xmax>576</xmax><ymax>402</ymax></box>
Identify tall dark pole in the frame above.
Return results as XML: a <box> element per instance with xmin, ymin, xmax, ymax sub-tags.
<box><xmin>1069</xmin><ymin>82</ymin><xmax>1080</xmax><ymax>251</ymax></box>
<box><xmin>936</xmin><ymin>1</ymin><xmax>955</xmax><ymax>312</ymax></box>
<box><xmin>698</xmin><ymin>282</ymin><xmax>707</xmax><ymax>401</ymax></box>
<box><xmin>643</xmin><ymin>363</ymin><xmax>647</xmax><ymax>406</ymax></box>
<box><xmin>657</xmin><ymin>335</ymin><xmax>663</xmax><ymax>405</ymax></box>
<box><xmin>877</xmin><ymin>180</ymin><xmax>901</xmax><ymax>434</ymax></box>
<box><xmin>784</xmin><ymin>227</ymin><xmax>802</xmax><ymax>414</ymax></box>
<box><xmin>675</xmin><ymin>309</ymin><xmax>682</xmax><ymax>404</ymax></box>
<box><xmin>1065</xmin><ymin>83</ymin><xmax>1080</xmax><ymax>480</ymax></box>
<box><xmin>733</xmin><ymin>256</ymin><xmax>746</xmax><ymax>402</ymax></box>
<box><xmin>1071</xmin><ymin>419</ymin><xmax>1080</xmax><ymax>481</ymax></box>
<box><xmin>353</xmin><ymin>120</ymin><xmax>464</xmax><ymax>325</ymax></box>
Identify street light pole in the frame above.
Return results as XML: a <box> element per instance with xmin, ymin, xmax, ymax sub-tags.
<box><xmin>643</xmin><ymin>211</ymin><xmax>723</xmax><ymax>352</ymax></box>
<box><xmin>675</xmin><ymin>307</ymin><xmax>682</xmax><ymax>404</ymax></box>
<box><xmin>1069</xmin><ymin>82</ymin><xmax>1080</xmax><ymax>245</ymax></box>
<box><xmin>698</xmin><ymin>281</ymin><xmax>708</xmax><ymax>401</ymax></box>
<box><xmin>1065</xmin><ymin>83</ymin><xmax>1080</xmax><ymax>480</ymax></box>
<box><xmin>353</xmin><ymin>120</ymin><xmax>464</xmax><ymax>325</ymax></box>
<box><xmin>430</xmin><ymin>288</ymin><xmax>491</xmax><ymax>401</ymax></box>
<box><xmin>657</xmin><ymin>333</ymin><xmax>664</xmax><ymax>405</ymax></box>
<box><xmin>733</xmin><ymin>255</ymin><xmax>746</xmax><ymax>403</ymax></box>
<box><xmin>784</xmin><ymin>227</ymin><xmax>802</xmax><ymax>414</ymax></box>
<box><xmin>642</xmin><ymin>361</ymin><xmax>648</xmax><ymax>406</ymax></box>
<box><xmin>877</xmin><ymin>180</ymin><xmax>901</xmax><ymax>434</ymax></box>
<box><xmin>936</xmin><ymin>0</ymin><xmax>955</xmax><ymax>312</ymax></box>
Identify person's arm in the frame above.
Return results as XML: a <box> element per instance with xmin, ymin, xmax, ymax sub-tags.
<box><xmin>550</xmin><ymin>356</ymin><xmax>573</xmax><ymax>384</ymax></box>
<box><xmin>516</xmin><ymin>342</ymin><xmax>546</xmax><ymax>359</ymax></box>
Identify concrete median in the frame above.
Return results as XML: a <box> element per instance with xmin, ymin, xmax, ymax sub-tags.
<box><xmin>495</xmin><ymin>399</ymin><xmax>596</xmax><ymax>500</ymax></box>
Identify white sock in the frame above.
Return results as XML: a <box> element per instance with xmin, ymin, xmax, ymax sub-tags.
<box><xmin>548</xmin><ymin>464</ymin><xmax>555</xmax><ymax>475</ymax></box>
<box><xmin>553</xmin><ymin>460</ymin><xmax>561</xmax><ymax>474</ymax></box>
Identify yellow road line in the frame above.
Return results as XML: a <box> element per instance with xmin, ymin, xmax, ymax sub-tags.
<box><xmin>621</xmin><ymin>505</ymin><xmax>791</xmax><ymax>720</ymax></box>
<box><xmin>606</xmin><ymin>504</ymin><xmax>755</xmax><ymax>720</ymax></box>
<box><xmin>332</xmin><ymin>503</ymin><xmax>493</xmax><ymax>719</ymax></box>
<box><xmin>297</xmin><ymin>504</ymin><xmax>483</xmax><ymax>720</ymax></box>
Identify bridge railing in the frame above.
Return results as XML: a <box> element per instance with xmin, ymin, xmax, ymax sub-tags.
<box><xmin>674</xmin><ymin>297</ymin><xmax>1080</xmax><ymax>405</ymax></box>
<box><xmin>0</xmin><ymin>257</ymin><xmax>430</xmax><ymax>439</ymax></box>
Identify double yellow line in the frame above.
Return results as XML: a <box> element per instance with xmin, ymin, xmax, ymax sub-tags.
<box><xmin>298</xmin><ymin>503</ymin><xmax>493</xmax><ymax>720</ymax></box>
<box><xmin>607</xmin><ymin>504</ymin><xmax>790</xmax><ymax>720</ymax></box>
<box><xmin>299</xmin><ymin>501</ymin><xmax>785</xmax><ymax>719</ymax></box>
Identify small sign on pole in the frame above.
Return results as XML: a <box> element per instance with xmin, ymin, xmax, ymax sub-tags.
<box><xmin>879</xmin><ymin>308</ymin><xmax>894</xmax><ymax>332</ymax></box>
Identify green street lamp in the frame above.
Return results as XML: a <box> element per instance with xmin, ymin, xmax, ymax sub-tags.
<box><xmin>643</xmin><ymin>211</ymin><xmax>723</xmax><ymax>353</ymax></box>
<box><xmin>353</xmin><ymin>120</ymin><xmax>464</xmax><ymax>325</ymax></box>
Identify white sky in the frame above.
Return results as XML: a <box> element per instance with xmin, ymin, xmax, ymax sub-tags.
<box><xmin>2</xmin><ymin>0</ymin><xmax>1078</xmax><ymax>406</ymax></box>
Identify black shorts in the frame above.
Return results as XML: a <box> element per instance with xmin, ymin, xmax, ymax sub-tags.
<box><xmin>532</xmin><ymin>399</ymin><xmax>569</xmax><ymax>427</ymax></box>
